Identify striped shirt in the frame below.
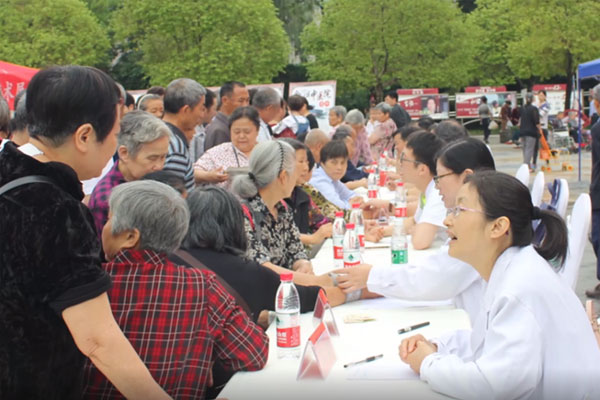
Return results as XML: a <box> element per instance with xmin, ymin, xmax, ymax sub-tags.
<box><xmin>163</xmin><ymin>122</ymin><xmax>195</xmax><ymax>191</ymax></box>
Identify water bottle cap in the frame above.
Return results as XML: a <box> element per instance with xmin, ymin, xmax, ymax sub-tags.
<box><xmin>280</xmin><ymin>273</ymin><xmax>293</xmax><ymax>281</ymax></box>
<box><xmin>335</xmin><ymin>211</ymin><xmax>344</xmax><ymax>217</ymax></box>
<box><xmin>351</xmin><ymin>203</ymin><xmax>360</xmax><ymax>209</ymax></box>
<box><xmin>346</xmin><ymin>223</ymin><xmax>355</xmax><ymax>229</ymax></box>
<box><xmin>396</xmin><ymin>181</ymin><xmax>404</xmax><ymax>186</ymax></box>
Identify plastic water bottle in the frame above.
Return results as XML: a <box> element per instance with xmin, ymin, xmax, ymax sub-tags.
<box><xmin>367</xmin><ymin>169</ymin><xmax>378</xmax><ymax>199</ymax></box>
<box><xmin>349</xmin><ymin>203</ymin><xmax>365</xmax><ymax>252</ymax></box>
<box><xmin>394</xmin><ymin>181</ymin><xmax>408</xmax><ymax>220</ymax></box>
<box><xmin>332</xmin><ymin>211</ymin><xmax>346</xmax><ymax>268</ymax></box>
<box><xmin>391</xmin><ymin>217</ymin><xmax>408</xmax><ymax>265</ymax></box>
<box><xmin>276</xmin><ymin>273</ymin><xmax>301</xmax><ymax>359</ymax></box>
<box><xmin>378</xmin><ymin>154</ymin><xmax>387</xmax><ymax>187</ymax></box>
<box><xmin>343</xmin><ymin>223</ymin><xmax>360</xmax><ymax>268</ymax></box>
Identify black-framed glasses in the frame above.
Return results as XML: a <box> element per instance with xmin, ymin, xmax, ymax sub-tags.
<box><xmin>433</xmin><ymin>172</ymin><xmax>455</xmax><ymax>185</ymax></box>
<box><xmin>399</xmin><ymin>153</ymin><xmax>421</xmax><ymax>165</ymax></box>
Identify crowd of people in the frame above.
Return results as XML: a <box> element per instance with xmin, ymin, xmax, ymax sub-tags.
<box><xmin>0</xmin><ymin>65</ymin><xmax>599</xmax><ymax>400</ymax></box>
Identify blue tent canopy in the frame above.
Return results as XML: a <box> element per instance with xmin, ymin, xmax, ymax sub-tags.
<box><xmin>578</xmin><ymin>58</ymin><xmax>600</xmax><ymax>80</ymax></box>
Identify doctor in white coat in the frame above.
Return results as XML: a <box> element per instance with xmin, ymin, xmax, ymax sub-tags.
<box><xmin>334</xmin><ymin>138</ymin><xmax>495</xmax><ymax>323</ymax></box>
<box><xmin>400</xmin><ymin>171</ymin><xmax>600</xmax><ymax>400</ymax></box>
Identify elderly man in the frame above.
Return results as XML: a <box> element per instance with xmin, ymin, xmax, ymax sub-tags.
<box><xmin>84</xmin><ymin>180</ymin><xmax>268</xmax><ymax>399</ymax></box>
<box><xmin>204</xmin><ymin>81</ymin><xmax>250</xmax><ymax>151</ymax></box>
<box><xmin>162</xmin><ymin>78</ymin><xmax>207</xmax><ymax>191</ymax></box>
<box><xmin>89</xmin><ymin>110</ymin><xmax>170</xmax><ymax>236</ymax></box>
<box><xmin>252</xmin><ymin>87</ymin><xmax>281</xmax><ymax>142</ymax></box>
<box><xmin>304</xmin><ymin>128</ymin><xmax>330</xmax><ymax>163</ymax></box>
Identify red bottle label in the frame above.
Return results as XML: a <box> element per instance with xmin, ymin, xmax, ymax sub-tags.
<box><xmin>277</xmin><ymin>326</ymin><xmax>300</xmax><ymax>347</ymax></box>
<box><xmin>395</xmin><ymin>207</ymin><xmax>407</xmax><ymax>218</ymax></box>
<box><xmin>334</xmin><ymin>246</ymin><xmax>343</xmax><ymax>259</ymax></box>
<box><xmin>358</xmin><ymin>234</ymin><xmax>365</xmax><ymax>247</ymax></box>
<box><xmin>368</xmin><ymin>189</ymin><xmax>377</xmax><ymax>199</ymax></box>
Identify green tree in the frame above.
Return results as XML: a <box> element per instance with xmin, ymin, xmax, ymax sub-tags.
<box><xmin>111</xmin><ymin>0</ymin><xmax>290</xmax><ymax>87</ymax></box>
<box><xmin>273</xmin><ymin>0</ymin><xmax>322</xmax><ymax>62</ymax></box>
<box><xmin>301</xmin><ymin>0</ymin><xmax>476</xmax><ymax>101</ymax></box>
<box><xmin>83</xmin><ymin>0</ymin><xmax>120</xmax><ymax>26</ymax></box>
<box><xmin>506</xmin><ymin>0</ymin><xmax>600</xmax><ymax>108</ymax></box>
<box><xmin>0</xmin><ymin>0</ymin><xmax>110</xmax><ymax>68</ymax></box>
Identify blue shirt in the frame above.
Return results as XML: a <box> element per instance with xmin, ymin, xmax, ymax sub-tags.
<box><xmin>309</xmin><ymin>166</ymin><xmax>356</xmax><ymax>209</ymax></box>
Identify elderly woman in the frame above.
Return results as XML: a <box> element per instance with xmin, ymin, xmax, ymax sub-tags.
<box><xmin>89</xmin><ymin>110</ymin><xmax>171</xmax><ymax>236</ymax></box>
<box><xmin>84</xmin><ymin>181</ymin><xmax>268</xmax><ymax>399</ymax></box>
<box><xmin>0</xmin><ymin>66</ymin><xmax>169</xmax><ymax>399</ymax></box>
<box><xmin>345</xmin><ymin>109</ymin><xmax>373</xmax><ymax>166</ymax></box>
<box><xmin>194</xmin><ymin>106</ymin><xmax>259</xmax><ymax>185</ymax></box>
<box><xmin>136</xmin><ymin>93</ymin><xmax>164</xmax><ymax>119</ymax></box>
<box><xmin>232</xmin><ymin>140</ymin><xmax>314</xmax><ymax>275</ymax></box>
<box><xmin>369</xmin><ymin>102</ymin><xmax>397</xmax><ymax>159</ymax></box>
<box><xmin>328</xmin><ymin>105</ymin><xmax>347</xmax><ymax>136</ymax></box>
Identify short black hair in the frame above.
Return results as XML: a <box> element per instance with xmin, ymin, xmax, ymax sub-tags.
<box><xmin>539</xmin><ymin>90</ymin><xmax>547</xmax><ymax>96</ymax></box>
<box><xmin>306</xmin><ymin>147</ymin><xmax>316</xmax><ymax>171</ymax></box>
<box><xmin>147</xmin><ymin>86</ymin><xmax>165</xmax><ymax>96</ymax></box>
<box><xmin>205</xmin><ymin>89</ymin><xmax>216</xmax><ymax>110</ymax></box>
<box><xmin>141</xmin><ymin>170</ymin><xmax>187</xmax><ymax>195</ymax></box>
<box><xmin>417</xmin><ymin>116</ymin><xmax>435</xmax><ymax>132</ymax></box>
<box><xmin>279</xmin><ymin>137</ymin><xmax>307</xmax><ymax>152</ymax></box>
<box><xmin>436</xmin><ymin>137</ymin><xmax>495</xmax><ymax>174</ymax></box>
<box><xmin>320</xmin><ymin>139</ymin><xmax>348</xmax><ymax>163</ymax></box>
<box><xmin>125</xmin><ymin>92</ymin><xmax>135</xmax><ymax>107</ymax></box>
<box><xmin>385</xmin><ymin>90</ymin><xmax>398</xmax><ymax>101</ymax></box>
<box><xmin>26</xmin><ymin>65</ymin><xmax>120</xmax><ymax>146</ymax></box>
<box><xmin>287</xmin><ymin>95</ymin><xmax>306</xmax><ymax>112</ymax></box>
<box><xmin>331</xmin><ymin>131</ymin><xmax>351</xmax><ymax>141</ymax></box>
<box><xmin>397</xmin><ymin>124</ymin><xmax>423</xmax><ymax>141</ymax></box>
<box><xmin>406</xmin><ymin>131</ymin><xmax>445</xmax><ymax>174</ymax></box>
<box><xmin>228</xmin><ymin>106</ymin><xmax>261</xmax><ymax>131</ymax></box>
<box><xmin>220</xmin><ymin>81</ymin><xmax>246</xmax><ymax>99</ymax></box>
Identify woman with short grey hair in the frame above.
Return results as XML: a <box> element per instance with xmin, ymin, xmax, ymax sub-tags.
<box><xmin>88</xmin><ymin>110</ymin><xmax>172</xmax><ymax>236</ymax></box>
<box><xmin>232</xmin><ymin>140</ymin><xmax>314</xmax><ymax>275</ymax></box>
<box><xmin>328</xmin><ymin>105</ymin><xmax>347</xmax><ymax>136</ymax></box>
<box><xmin>136</xmin><ymin>93</ymin><xmax>164</xmax><ymax>119</ymax></box>
<box><xmin>369</xmin><ymin>101</ymin><xmax>397</xmax><ymax>160</ymax></box>
<box><xmin>103</xmin><ymin>180</ymin><xmax>189</xmax><ymax>258</ymax></box>
<box><xmin>345</xmin><ymin>109</ymin><xmax>373</xmax><ymax>165</ymax></box>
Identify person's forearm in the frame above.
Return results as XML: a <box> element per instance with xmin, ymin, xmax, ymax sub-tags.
<box><xmin>87</xmin><ymin>329</ymin><xmax>171</xmax><ymax>400</ymax></box>
<box><xmin>345</xmin><ymin>180</ymin><xmax>365</xmax><ymax>190</ymax></box>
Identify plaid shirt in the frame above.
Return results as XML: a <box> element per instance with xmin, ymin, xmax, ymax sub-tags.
<box><xmin>88</xmin><ymin>160</ymin><xmax>126</xmax><ymax>237</ymax></box>
<box><xmin>83</xmin><ymin>249</ymin><xmax>269</xmax><ymax>399</ymax></box>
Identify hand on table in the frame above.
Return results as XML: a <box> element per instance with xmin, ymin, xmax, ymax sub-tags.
<box><xmin>293</xmin><ymin>259</ymin><xmax>314</xmax><ymax>274</ymax></box>
<box><xmin>399</xmin><ymin>334</ymin><xmax>437</xmax><ymax>374</ymax></box>
<box><xmin>332</xmin><ymin>264</ymin><xmax>372</xmax><ymax>292</ymax></box>
<box><xmin>365</xmin><ymin>226</ymin><xmax>384</xmax><ymax>242</ymax></box>
<box><xmin>315</xmin><ymin>222</ymin><xmax>333</xmax><ymax>241</ymax></box>
<box><xmin>349</xmin><ymin>196</ymin><xmax>364</xmax><ymax>207</ymax></box>
<box><xmin>206</xmin><ymin>167</ymin><xmax>229</xmax><ymax>183</ymax></box>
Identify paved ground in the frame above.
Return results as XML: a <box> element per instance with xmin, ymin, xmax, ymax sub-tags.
<box><xmin>483</xmin><ymin>132</ymin><xmax>597</xmax><ymax>310</ymax></box>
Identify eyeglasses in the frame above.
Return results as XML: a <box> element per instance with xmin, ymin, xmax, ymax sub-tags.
<box><xmin>399</xmin><ymin>153</ymin><xmax>422</xmax><ymax>165</ymax></box>
<box><xmin>447</xmin><ymin>205</ymin><xmax>488</xmax><ymax>217</ymax></box>
<box><xmin>433</xmin><ymin>172</ymin><xmax>455</xmax><ymax>185</ymax></box>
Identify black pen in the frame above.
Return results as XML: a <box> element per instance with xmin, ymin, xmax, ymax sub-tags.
<box><xmin>397</xmin><ymin>321</ymin><xmax>430</xmax><ymax>334</ymax></box>
<box><xmin>343</xmin><ymin>354</ymin><xmax>383</xmax><ymax>368</ymax></box>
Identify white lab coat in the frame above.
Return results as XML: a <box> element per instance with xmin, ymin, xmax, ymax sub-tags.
<box><xmin>421</xmin><ymin>246</ymin><xmax>600</xmax><ymax>400</ymax></box>
<box><xmin>367</xmin><ymin>242</ymin><xmax>485</xmax><ymax>324</ymax></box>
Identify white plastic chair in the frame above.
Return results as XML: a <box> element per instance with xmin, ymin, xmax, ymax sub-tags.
<box><xmin>554</xmin><ymin>179</ymin><xmax>569</xmax><ymax>219</ymax></box>
<box><xmin>560</xmin><ymin>194</ymin><xmax>591</xmax><ymax>290</ymax></box>
<box><xmin>530</xmin><ymin>171</ymin><xmax>545</xmax><ymax>207</ymax></box>
<box><xmin>515</xmin><ymin>164</ymin><xmax>530</xmax><ymax>187</ymax></box>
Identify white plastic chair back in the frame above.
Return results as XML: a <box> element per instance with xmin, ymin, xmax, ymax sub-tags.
<box><xmin>560</xmin><ymin>194</ymin><xmax>591</xmax><ymax>290</ymax></box>
<box><xmin>555</xmin><ymin>179</ymin><xmax>569</xmax><ymax>219</ymax></box>
<box><xmin>515</xmin><ymin>164</ymin><xmax>530</xmax><ymax>186</ymax></box>
<box><xmin>530</xmin><ymin>171</ymin><xmax>545</xmax><ymax>207</ymax></box>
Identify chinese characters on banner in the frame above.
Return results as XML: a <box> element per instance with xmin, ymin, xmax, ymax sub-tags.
<box><xmin>532</xmin><ymin>84</ymin><xmax>566</xmax><ymax>116</ymax></box>
<box><xmin>396</xmin><ymin>88</ymin><xmax>449</xmax><ymax>120</ymax></box>
<box><xmin>0</xmin><ymin>61</ymin><xmax>39</xmax><ymax>110</ymax></box>
<box><xmin>289</xmin><ymin>80</ymin><xmax>336</xmax><ymax>117</ymax></box>
<box><xmin>455</xmin><ymin>86</ymin><xmax>516</xmax><ymax>118</ymax></box>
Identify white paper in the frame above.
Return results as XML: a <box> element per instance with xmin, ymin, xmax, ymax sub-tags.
<box><xmin>356</xmin><ymin>297</ymin><xmax>453</xmax><ymax>310</ymax></box>
<box><xmin>346</xmin><ymin>357</ymin><xmax>419</xmax><ymax>380</ymax></box>
<box><xmin>365</xmin><ymin>237</ymin><xmax>391</xmax><ymax>248</ymax></box>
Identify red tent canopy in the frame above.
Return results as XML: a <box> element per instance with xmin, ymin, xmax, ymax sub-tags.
<box><xmin>0</xmin><ymin>61</ymin><xmax>39</xmax><ymax>110</ymax></box>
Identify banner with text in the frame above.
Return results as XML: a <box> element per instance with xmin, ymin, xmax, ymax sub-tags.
<box><xmin>289</xmin><ymin>80</ymin><xmax>336</xmax><ymax>119</ymax></box>
<box><xmin>396</xmin><ymin>89</ymin><xmax>449</xmax><ymax>120</ymax></box>
<box><xmin>0</xmin><ymin>61</ymin><xmax>39</xmax><ymax>110</ymax></box>
<box><xmin>455</xmin><ymin>91</ymin><xmax>517</xmax><ymax>118</ymax></box>
<box><xmin>532</xmin><ymin>84</ymin><xmax>566</xmax><ymax>116</ymax></box>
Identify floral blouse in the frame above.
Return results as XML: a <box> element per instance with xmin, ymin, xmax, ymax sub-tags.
<box><xmin>301</xmin><ymin>183</ymin><xmax>351</xmax><ymax>221</ymax></box>
<box><xmin>242</xmin><ymin>195</ymin><xmax>307</xmax><ymax>269</ymax></box>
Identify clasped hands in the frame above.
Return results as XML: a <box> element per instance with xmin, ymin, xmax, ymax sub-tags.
<box><xmin>398</xmin><ymin>334</ymin><xmax>437</xmax><ymax>374</ymax></box>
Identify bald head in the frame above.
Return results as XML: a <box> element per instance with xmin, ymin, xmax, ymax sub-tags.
<box><xmin>305</xmin><ymin>129</ymin><xmax>330</xmax><ymax>163</ymax></box>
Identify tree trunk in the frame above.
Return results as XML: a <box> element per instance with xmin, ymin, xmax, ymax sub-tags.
<box><xmin>565</xmin><ymin>51</ymin><xmax>574</xmax><ymax>110</ymax></box>
<box><xmin>374</xmin><ymin>82</ymin><xmax>384</xmax><ymax>104</ymax></box>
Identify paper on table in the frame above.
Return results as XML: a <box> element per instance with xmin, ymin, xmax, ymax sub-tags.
<box><xmin>346</xmin><ymin>357</ymin><xmax>419</xmax><ymax>380</ymax></box>
<box><xmin>365</xmin><ymin>236</ymin><xmax>391</xmax><ymax>248</ymax></box>
<box><xmin>357</xmin><ymin>297</ymin><xmax>453</xmax><ymax>310</ymax></box>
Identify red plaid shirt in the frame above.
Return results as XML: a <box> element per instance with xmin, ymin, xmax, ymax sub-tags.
<box><xmin>83</xmin><ymin>249</ymin><xmax>269</xmax><ymax>399</ymax></box>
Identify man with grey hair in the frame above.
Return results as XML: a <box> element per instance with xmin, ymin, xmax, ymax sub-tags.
<box><xmin>252</xmin><ymin>87</ymin><xmax>281</xmax><ymax>142</ymax></box>
<box><xmin>304</xmin><ymin>128</ymin><xmax>330</xmax><ymax>163</ymax></box>
<box><xmin>586</xmin><ymin>83</ymin><xmax>600</xmax><ymax>299</ymax></box>
<box><xmin>85</xmin><ymin>180</ymin><xmax>268</xmax><ymax>398</ymax></box>
<box><xmin>89</xmin><ymin>110</ymin><xmax>171</xmax><ymax>236</ymax></box>
<box><xmin>162</xmin><ymin>77</ymin><xmax>207</xmax><ymax>191</ymax></box>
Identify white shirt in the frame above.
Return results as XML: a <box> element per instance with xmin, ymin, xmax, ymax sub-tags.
<box><xmin>421</xmin><ymin>246</ymin><xmax>600</xmax><ymax>400</ymax></box>
<box><xmin>367</xmin><ymin>242</ymin><xmax>484</xmax><ymax>324</ymax></box>
<box><xmin>414</xmin><ymin>179</ymin><xmax>446</xmax><ymax>228</ymax></box>
<box><xmin>258</xmin><ymin>120</ymin><xmax>273</xmax><ymax>143</ymax></box>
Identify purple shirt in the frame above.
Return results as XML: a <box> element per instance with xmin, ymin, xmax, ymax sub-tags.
<box><xmin>88</xmin><ymin>160</ymin><xmax>126</xmax><ymax>237</ymax></box>
<box><xmin>352</xmin><ymin>126</ymin><xmax>373</xmax><ymax>166</ymax></box>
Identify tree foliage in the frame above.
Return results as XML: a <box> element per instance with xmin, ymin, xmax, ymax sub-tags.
<box><xmin>111</xmin><ymin>0</ymin><xmax>290</xmax><ymax>87</ymax></box>
<box><xmin>0</xmin><ymin>0</ymin><xmax>110</xmax><ymax>68</ymax></box>
<box><xmin>273</xmin><ymin>0</ymin><xmax>322</xmax><ymax>62</ymax></box>
<box><xmin>301</xmin><ymin>0</ymin><xmax>476</xmax><ymax>100</ymax></box>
